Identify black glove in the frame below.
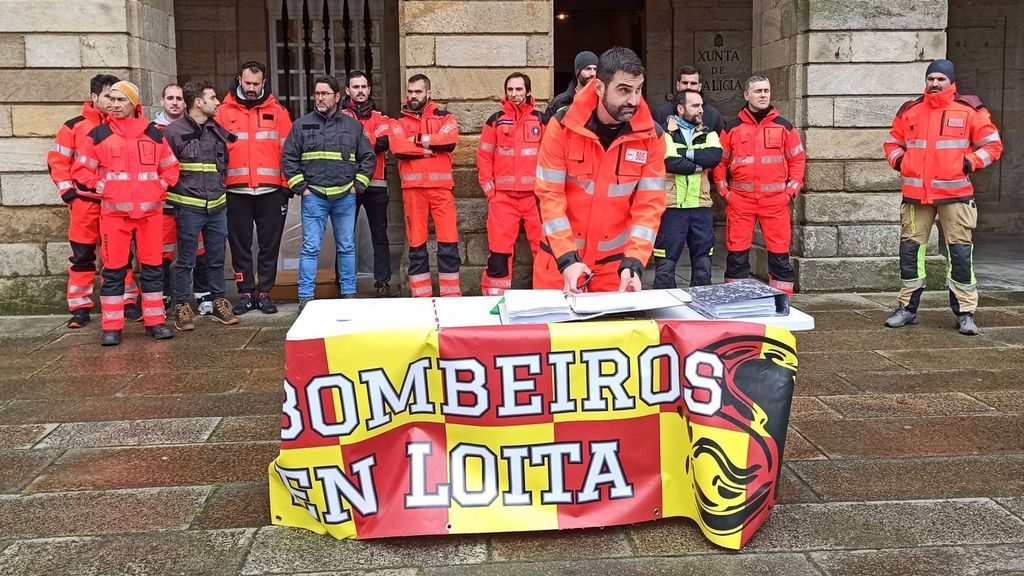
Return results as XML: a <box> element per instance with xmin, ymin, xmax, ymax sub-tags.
<box><xmin>618</xmin><ymin>257</ymin><xmax>644</xmax><ymax>280</ymax></box>
<box><xmin>893</xmin><ymin>156</ymin><xmax>903</xmax><ymax>172</ymax></box>
<box><xmin>963</xmin><ymin>158</ymin><xmax>973</xmax><ymax>174</ymax></box>
<box><xmin>279</xmin><ymin>186</ymin><xmax>295</xmax><ymax>199</ymax></box>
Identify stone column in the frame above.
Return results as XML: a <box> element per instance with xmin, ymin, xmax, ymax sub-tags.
<box><xmin>753</xmin><ymin>0</ymin><xmax>948</xmax><ymax>291</ymax></box>
<box><xmin>0</xmin><ymin>0</ymin><xmax>175</xmax><ymax>312</ymax></box>
<box><xmin>399</xmin><ymin>0</ymin><xmax>553</xmax><ymax>293</ymax></box>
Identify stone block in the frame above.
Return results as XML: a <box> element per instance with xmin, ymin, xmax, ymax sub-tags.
<box><xmin>796</xmin><ymin>226</ymin><xmax>838</xmax><ymax>258</ymax></box>
<box><xmin>36</xmin><ymin>418</ymin><xmax>219</xmax><ymax>449</ymax></box>
<box><xmin>0</xmin><ymin>69</ymin><xmax>130</xmax><ymax>104</ymax></box>
<box><xmin>0</xmin><ymin>1</ymin><xmax>128</xmax><ymax>33</ymax></box>
<box><xmin>804</xmin><ymin>128</ymin><xmax>889</xmax><ymax>160</ymax></box>
<box><xmin>0</xmin><ymin>206</ymin><xmax>69</xmax><ymax>244</ymax></box>
<box><xmin>405</xmin><ymin>68</ymin><xmax>552</xmax><ymax>101</ymax></box>
<box><xmin>796</xmin><ymin>256</ymin><xmax>900</xmax><ymax>292</ymax></box>
<box><xmin>453</xmin><ymin>167</ymin><xmax>483</xmax><ymax>198</ymax></box>
<box><xmin>527</xmin><ymin>34</ymin><xmax>553</xmax><ymax>68</ymax></box>
<box><xmin>849</xmin><ymin>32</ymin><xmax>930</xmax><ymax>63</ymax></box>
<box><xmin>833</xmin><ymin>96</ymin><xmax>909</xmax><ymax>127</ymax></box>
<box><xmin>0</xmin><ymin>244</ymin><xmax>45</xmax><ymax>276</ymax></box>
<box><xmin>837</xmin><ymin>224</ymin><xmax>899</xmax><ymax>257</ymax></box>
<box><xmin>0</xmin><ymin>34</ymin><xmax>25</xmax><ymax>67</ymax></box>
<box><xmin>24</xmin><ymin>35</ymin><xmax>81</xmax><ymax>67</ymax></box>
<box><xmin>0</xmin><ymin>173</ymin><xmax>64</xmax><ymax>206</ymax></box>
<box><xmin>0</xmin><ymin>275</ymin><xmax>66</xmax><ymax>313</ymax></box>
<box><xmin>404</xmin><ymin>2</ymin><xmax>550</xmax><ymax>34</ymax></box>
<box><xmin>436</xmin><ymin>36</ymin><xmax>527</xmax><ymax>68</ymax></box>
<box><xmin>808</xmin><ymin>33</ymin><xmax>852</xmax><ymax>62</ymax></box>
<box><xmin>45</xmin><ymin>242</ymin><xmax>69</xmax><ymax>275</ymax></box>
<box><xmin>11</xmin><ymin>105</ymin><xmax>81</xmax><ymax>138</ymax></box>
<box><xmin>404</xmin><ymin>35</ymin><xmax>435</xmax><ymax>67</ymax></box>
<box><xmin>454</xmin><ymin>197</ymin><xmax>488</xmax><ymax>233</ymax></box>
<box><xmin>807</xmin><ymin>0</ymin><xmax>947</xmax><ymax>31</ymax></box>
<box><xmin>0</xmin><ymin>138</ymin><xmax>52</xmax><ymax>172</ymax></box>
<box><xmin>80</xmin><ymin>34</ymin><xmax>131</xmax><ymax>68</ymax></box>
<box><xmin>802</xmin><ymin>191</ymin><xmax>901</xmax><ymax>223</ymax></box>
<box><xmin>465</xmin><ymin>233</ymin><xmax>488</xmax><ymax>267</ymax></box>
<box><xmin>806</xmin><ymin>63</ymin><xmax>929</xmax><ymax>96</ymax></box>
<box><xmin>804</xmin><ymin>162</ymin><xmax>844</xmax><ymax>192</ymax></box>
<box><xmin>805</xmin><ymin>97</ymin><xmax>834</xmax><ymax>127</ymax></box>
<box><xmin>445</xmin><ymin>100</ymin><xmax>502</xmax><ymax>134</ymax></box>
<box><xmin>0</xmin><ymin>106</ymin><xmax>12</xmax><ymax>137</ymax></box>
<box><xmin>845</xmin><ymin>161</ymin><xmax>900</xmax><ymax>191</ymax></box>
<box><xmin>452</xmin><ymin>134</ymin><xmax>481</xmax><ymax>167</ymax></box>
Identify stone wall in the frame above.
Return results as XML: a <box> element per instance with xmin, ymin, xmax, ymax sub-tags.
<box><xmin>400</xmin><ymin>0</ymin><xmax>554</xmax><ymax>292</ymax></box>
<box><xmin>947</xmin><ymin>0</ymin><xmax>1024</xmax><ymax>234</ymax></box>
<box><xmin>0</xmin><ymin>0</ymin><xmax>173</xmax><ymax>313</ymax></box>
<box><xmin>174</xmin><ymin>0</ymin><xmax>267</xmax><ymax>93</ymax></box>
<box><xmin>752</xmin><ymin>0</ymin><xmax>949</xmax><ymax>291</ymax></box>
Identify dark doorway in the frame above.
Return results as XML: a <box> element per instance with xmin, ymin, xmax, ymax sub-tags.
<box><xmin>552</xmin><ymin>0</ymin><xmax>644</xmax><ymax>95</ymax></box>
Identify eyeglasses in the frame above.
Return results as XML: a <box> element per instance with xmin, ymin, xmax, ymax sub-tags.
<box><xmin>313</xmin><ymin>92</ymin><xmax>335</xmax><ymax>98</ymax></box>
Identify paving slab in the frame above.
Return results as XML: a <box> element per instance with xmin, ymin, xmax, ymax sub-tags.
<box><xmin>981</xmin><ymin>326</ymin><xmax>1024</xmax><ymax>346</ymax></box>
<box><xmin>783</xmin><ymin>427</ymin><xmax>827</xmax><ymax>461</ymax></box>
<box><xmin>34</xmin><ymin>417</ymin><xmax>220</xmax><ymax>449</ymax></box>
<box><xmin>0</xmin><ymin>316</ymin><xmax>63</xmax><ymax>337</ymax></box>
<box><xmin>0</xmin><ymin>391</ymin><xmax>279</xmax><ymax>424</ymax></box>
<box><xmin>794</xmin><ymin>415</ymin><xmax>1024</xmax><ymax>458</ymax></box>
<box><xmin>997</xmin><ymin>497</ymin><xmax>1024</xmax><ymax>521</ymax></box>
<box><xmin>0</xmin><ymin>486</ymin><xmax>209</xmax><ymax>538</ymax></box>
<box><xmin>121</xmin><ymin>369</ymin><xmax>251</xmax><ymax>395</ymax></box>
<box><xmin>860</xmin><ymin>291</ymin><xmax>1017</xmax><ymax>309</ymax></box>
<box><xmin>288</xmin><ymin>571</ymin><xmax>418</xmax><ymax>576</ymax></box>
<box><xmin>26</xmin><ymin>442</ymin><xmax>279</xmax><ymax>493</ymax></box>
<box><xmin>242</xmin><ymin>526</ymin><xmax>488</xmax><ymax>574</ymax></box>
<box><xmin>810</xmin><ymin>543</ymin><xmax>1024</xmax><ymax>576</ymax></box>
<box><xmin>791</xmin><ymin>455</ymin><xmax>1024</xmax><ymax>502</ymax></box>
<box><xmin>627</xmin><ymin>518</ymin><xmax>724</xmax><ymax>556</ymax></box>
<box><xmin>424</xmin><ymin>555</ymin><xmax>821</xmax><ymax>576</ymax></box>
<box><xmin>777</xmin><ymin>466</ymin><xmax>822</xmax><ymax>504</ymax></box>
<box><xmin>0</xmin><ymin>372</ymin><xmax>136</xmax><ymax>401</ymax></box>
<box><xmin>0</xmin><ymin>528</ymin><xmax>255</xmax><ymax>576</ymax></box>
<box><xmin>860</xmin><ymin>308</ymin><xmax>1024</xmax><ymax>328</ymax></box>
<box><xmin>790</xmin><ymin>293</ymin><xmax>889</xmax><ymax>311</ymax></box>
<box><xmin>877</xmin><ymin>347</ymin><xmax>1024</xmax><ymax>371</ymax></box>
<box><xmin>193</xmin><ymin>481</ymin><xmax>271</xmax><ymax>530</ymax></box>
<box><xmin>246</xmin><ymin>327</ymin><xmax>288</xmax><ymax>349</ymax></box>
<box><xmin>790</xmin><ymin>397</ymin><xmax>843</xmax><ymax>420</ymax></box>
<box><xmin>741</xmin><ymin>499</ymin><xmax>1024</xmax><ymax>551</ymax></box>
<box><xmin>242</xmin><ymin>367</ymin><xmax>286</xmax><ymax>392</ymax></box>
<box><xmin>0</xmin><ymin>449</ymin><xmax>62</xmax><ymax>493</ymax></box>
<box><xmin>818</xmin><ymin>392</ymin><xmax>996</xmax><ymax>418</ymax></box>
<box><xmin>490</xmin><ymin>526</ymin><xmax>632</xmax><ymax>562</ymax></box>
<box><xmin>209</xmin><ymin>415</ymin><xmax>281</xmax><ymax>443</ymax></box>
<box><xmin>800</xmin><ymin>310</ymin><xmax>877</xmax><ymax>331</ymax></box>
<box><xmin>796</xmin><ymin>329</ymin><xmax>1007</xmax><ymax>353</ymax></box>
<box><xmin>35</xmin><ymin>345</ymin><xmax>283</xmax><ymax>376</ymax></box>
<box><xmin>798</xmin><ymin>351</ymin><xmax>908</xmax><ymax>374</ymax></box>
<box><xmin>839</xmin><ymin>369</ymin><xmax>1024</xmax><ymax>393</ymax></box>
<box><xmin>793</xmin><ymin>373</ymin><xmax>862</xmax><ymax>396</ymax></box>
<box><xmin>43</xmin><ymin>326</ymin><xmax>260</xmax><ymax>352</ymax></box>
<box><xmin>0</xmin><ymin>356</ymin><xmax>61</xmax><ymax>381</ymax></box>
<box><xmin>966</xmin><ymin>391</ymin><xmax>1024</xmax><ymax>414</ymax></box>
<box><xmin>0</xmin><ymin>424</ymin><xmax>57</xmax><ymax>449</ymax></box>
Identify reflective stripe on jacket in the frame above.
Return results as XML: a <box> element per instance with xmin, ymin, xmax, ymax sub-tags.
<box><xmin>388</xmin><ymin>101</ymin><xmax>459</xmax><ymax>189</ymax></box>
<box><xmin>281</xmin><ymin>108</ymin><xmax>377</xmax><ymax>199</ymax></box>
<box><xmin>712</xmin><ymin>107</ymin><xmax>806</xmax><ymax>199</ymax></box>
<box><xmin>534</xmin><ymin>81</ymin><xmax>667</xmax><ymax>271</ymax></box>
<box><xmin>477</xmin><ymin>97</ymin><xmax>545</xmax><ymax>196</ymax></box>
<box><xmin>883</xmin><ymin>84</ymin><xmax>1003</xmax><ymax>204</ymax></box>
<box><xmin>47</xmin><ymin>102</ymin><xmax>105</xmax><ymax>203</ymax></box>
<box><xmin>72</xmin><ymin>112</ymin><xmax>180</xmax><ymax>218</ymax></box>
<box><xmin>663</xmin><ymin>120</ymin><xmax>722</xmax><ymax>209</ymax></box>
<box><xmin>341</xmin><ymin>97</ymin><xmax>389</xmax><ymax>186</ymax></box>
<box><xmin>214</xmin><ymin>91</ymin><xmax>292</xmax><ymax>190</ymax></box>
<box><xmin>163</xmin><ymin>115</ymin><xmax>235</xmax><ymax>213</ymax></box>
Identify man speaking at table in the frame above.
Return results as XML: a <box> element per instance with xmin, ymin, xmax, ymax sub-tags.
<box><xmin>534</xmin><ymin>47</ymin><xmax>667</xmax><ymax>293</ymax></box>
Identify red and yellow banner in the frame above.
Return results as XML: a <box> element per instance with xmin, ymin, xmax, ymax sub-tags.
<box><xmin>270</xmin><ymin>319</ymin><xmax>797</xmax><ymax>549</ymax></box>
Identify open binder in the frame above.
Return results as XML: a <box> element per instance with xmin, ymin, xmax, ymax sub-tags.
<box><xmin>498</xmin><ymin>289</ymin><xmax>691</xmax><ymax>325</ymax></box>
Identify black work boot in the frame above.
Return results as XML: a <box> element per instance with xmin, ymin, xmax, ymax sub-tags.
<box><xmin>233</xmin><ymin>292</ymin><xmax>254</xmax><ymax>315</ymax></box>
<box><xmin>67</xmin><ymin>308</ymin><xmax>91</xmax><ymax>329</ymax></box>
<box><xmin>100</xmin><ymin>330</ymin><xmax>122</xmax><ymax>346</ymax></box>
<box><xmin>255</xmin><ymin>292</ymin><xmax>278</xmax><ymax>314</ymax></box>
<box><xmin>124</xmin><ymin>301</ymin><xmax>143</xmax><ymax>322</ymax></box>
<box><xmin>145</xmin><ymin>324</ymin><xmax>174</xmax><ymax>340</ymax></box>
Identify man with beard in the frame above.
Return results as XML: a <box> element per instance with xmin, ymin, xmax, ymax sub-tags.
<box><xmin>652</xmin><ymin>65</ymin><xmax>725</xmax><ymax>133</ymax></box>
<box><xmin>534</xmin><ymin>47</ymin><xmax>667</xmax><ymax>293</ymax></box>
<box><xmin>216</xmin><ymin>61</ymin><xmax>293</xmax><ymax>315</ymax></box>
<box><xmin>882</xmin><ymin>59</ymin><xmax>1003</xmax><ymax>335</ymax></box>
<box><xmin>341</xmin><ymin>70</ymin><xmax>397</xmax><ymax>297</ymax></box>
<box><xmin>154</xmin><ymin>83</ymin><xmax>212</xmax><ymax>315</ymax></box>
<box><xmin>283</xmin><ymin>75</ymin><xmax>376</xmax><ymax>313</ymax></box>
<box><xmin>47</xmin><ymin>73</ymin><xmax>141</xmax><ymax>328</ymax></box>
<box><xmin>543</xmin><ymin>50</ymin><xmax>598</xmax><ymax>124</ymax></box>
<box><xmin>476</xmin><ymin>72</ymin><xmax>545</xmax><ymax>295</ymax></box>
<box><xmin>73</xmin><ymin>81</ymin><xmax>180</xmax><ymax>345</ymax></box>
<box><xmin>712</xmin><ymin>76</ymin><xmax>805</xmax><ymax>295</ymax></box>
<box><xmin>388</xmin><ymin>74</ymin><xmax>462</xmax><ymax>298</ymax></box>
<box><xmin>653</xmin><ymin>90</ymin><xmax>722</xmax><ymax>288</ymax></box>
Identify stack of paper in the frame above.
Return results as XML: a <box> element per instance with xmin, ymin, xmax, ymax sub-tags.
<box><xmin>500</xmin><ymin>289</ymin><xmax>691</xmax><ymax>325</ymax></box>
<box><xmin>685</xmin><ymin>279</ymin><xmax>790</xmax><ymax>319</ymax></box>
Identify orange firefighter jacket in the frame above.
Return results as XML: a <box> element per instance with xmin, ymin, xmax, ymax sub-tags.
<box><xmin>712</xmin><ymin>106</ymin><xmax>806</xmax><ymax>200</ymax></box>
<box><xmin>47</xmin><ymin>102</ymin><xmax>106</xmax><ymax>203</ymax></box>
<box><xmin>534</xmin><ymin>82</ymin><xmax>667</xmax><ymax>273</ymax></box>
<box><xmin>477</xmin><ymin>97</ymin><xmax>545</xmax><ymax>197</ymax></box>
<box><xmin>388</xmin><ymin>101</ymin><xmax>460</xmax><ymax>189</ymax></box>
<box><xmin>884</xmin><ymin>84</ymin><xmax>1003</xmax><ymax>204</ymax></box>
<box><xmin>215</xmin><ymin>91</ymin><xmax>292</xmax><ymax>189</ymax></box>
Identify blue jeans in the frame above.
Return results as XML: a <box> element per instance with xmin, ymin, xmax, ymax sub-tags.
<box><xmin>174</xmin><ymin>208</ymin><xmax>228</xmax><ymax>304</ymax></box>
<box><xmin>299</xmin><ymin>191</ymin><xmax>356</xmax><ymax>298</ymax></box>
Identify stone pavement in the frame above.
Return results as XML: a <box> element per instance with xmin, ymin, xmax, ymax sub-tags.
<box><xmin>1</xmin><ymin>291</ymin><xmax>1024</xmax><ymax>576</ymax></box>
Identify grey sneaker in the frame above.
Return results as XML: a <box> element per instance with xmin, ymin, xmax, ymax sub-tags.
<box><xmin>884</xmin><ymin>306</ymin><xmax>918</xmax><ymax>328</ymax></box>
<box><xmin>298</xmin><ymin>297</ymin><xmax>313</xmax><ymax>315</ymax></box>
<box><xmin>957</xmin><ymin>313</ymin><xmax>979</xmax><ymax>336</ymax></box>
<box><xmin>197</xmin><ymin>298</ymin><xmax>214</xmax><ymax>316</ymax></box>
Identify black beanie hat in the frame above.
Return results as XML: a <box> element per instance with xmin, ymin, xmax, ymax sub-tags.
<box><xmin>574</xmin><ymin>51</ymin><xmax>599</xmax><ymax>75</ymax></box>
<box><xmin>926</xmin><ymin>59</ymin><xmax>955</xmax><ymax>83</ymax></box>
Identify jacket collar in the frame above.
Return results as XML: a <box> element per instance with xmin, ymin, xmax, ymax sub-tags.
<box><xmin>223</xmin><ymin>86</ymin><xmax>278</xmax><ymax>111</ymax></box>
<box><xmin>738</xmin><ymin>105</ymin><xmax>779</xmax><ymax>125</ymax></box>
<box><xmin>81</xmin><ymin>101</ymin><xmax>104</xmax><ymax>124</ymax></box>
<box><xmin>401</xmin><ymin>99</ymin><xmax>438</xmax><ymax>119</ymax></box>
<box><xmin>182</xmin><ymin>113</ymin><xmax>235</xmax><ymax>143</ymax></box>
<box><xmin>923</xmin><ymin>83</ymin><xmax>957</xmax><ymax>108</ymax></box>
<box><xmin>342</xmin><ymin>96</ymin><xmax>377</xmax><ymax>119</ymax></box>
<box><xmin>501</xmin><ymin>96</ymin><xmax>535</xmax><ymax>118</ymax></box>
<box><xmin>561</xmin><ymin>82</ymin><xmax>657</xmax><ymax>143</ymax></box>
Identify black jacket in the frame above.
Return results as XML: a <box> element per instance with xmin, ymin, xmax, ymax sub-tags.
<box><xmin>163</xmin><ymin>115</ymin><xmax>235</xmax><ymax>213</ymax></box>
<box><xmin>653</xmin><ymin>97</ymin><xmax>726</xmax><ymax>134</ymax></box>
<box><xmin>281</xmin><ymin>107</ymin><xmax>376</xmax><ymax>199</ymax></box>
